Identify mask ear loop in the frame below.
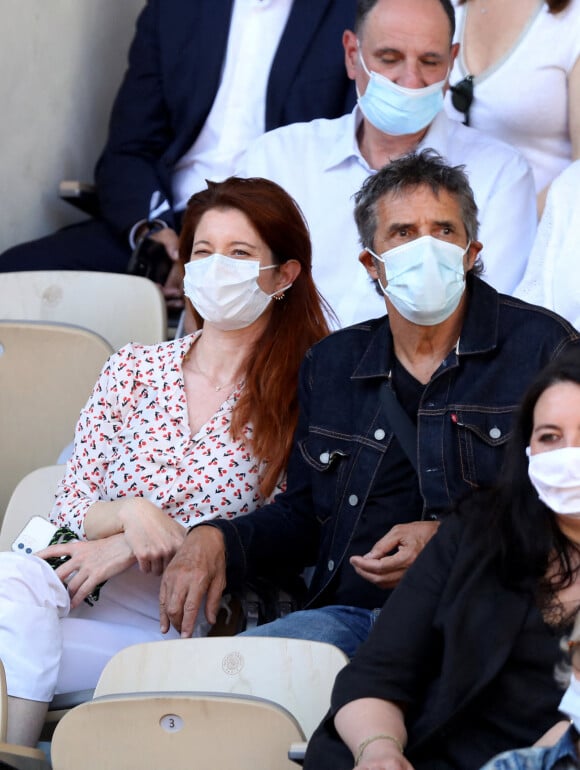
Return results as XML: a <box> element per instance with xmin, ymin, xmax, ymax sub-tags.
<box><xmin>260</xmin><ymin>263</ymin><xmax>293</xmax><ymax>301</ymax></box>
<box><xmin>365</xmin><ymin>246</ymin><xmax>389</xmax><ymax>296</ymax></box>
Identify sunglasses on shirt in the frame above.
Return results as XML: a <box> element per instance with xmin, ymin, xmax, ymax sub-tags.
<box><xmin>450</xmin><ymin>75</ymin><xmax>474</xmax><ymax>126</ymax></box>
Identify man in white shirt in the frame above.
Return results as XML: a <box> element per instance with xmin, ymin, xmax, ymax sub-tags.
<box><xmin>238</xmin><ymin>0</ymin><xmax>537</xmax><ymax>327</ymax></box>
<box><xmin>0</xmin><ymin>0</ymin><xmax>356</xmax><ymax>304</ymax></box>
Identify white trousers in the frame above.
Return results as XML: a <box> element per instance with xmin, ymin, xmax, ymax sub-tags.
<box><xmin>0</xmin><ymin>553</ymin><xmax>209</xmax><ymax>702</ymax></box>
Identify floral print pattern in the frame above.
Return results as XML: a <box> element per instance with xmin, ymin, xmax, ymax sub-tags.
<box><xmin>51</xmin><ymin>333</ymin><xmax>284</xmax><ymax>537</ymax></box>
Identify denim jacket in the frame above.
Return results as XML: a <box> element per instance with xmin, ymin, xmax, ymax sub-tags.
<box><xmin>211</xmin><ymin>277</ymin><xmax>580</xmax><ymax>606</ymax></box>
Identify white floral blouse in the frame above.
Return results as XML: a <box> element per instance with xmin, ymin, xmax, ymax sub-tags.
<box><xmin>51</xmin><ymin>333</ymin><xmax>284</xmax><ymax>537</ymax></box>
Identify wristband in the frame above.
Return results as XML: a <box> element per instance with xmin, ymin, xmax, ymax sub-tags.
<box><xmin>128</xmin><ymin>218</ymin><xmax>169</xmax><ymax>250</ymax></box>
<box><xmin>354</xmin><ymin>733</ymin><xmax>404</xmax><ymax>766</ymax></box>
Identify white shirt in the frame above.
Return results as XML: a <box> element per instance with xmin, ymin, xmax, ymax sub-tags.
<box><xmin>171</xmin><ymin>0</ymin><xmax>293</xmax><ymax>211</ymax></box>
<box><xmin>515</xmin><ymin>160</ymin><xmax>580</xmax><ymax>330</ymax></box>
<box><xmin>445</xmin><ymin>0</ymin><xmax>580</xmax><ymax>193</ymax></box>
<box><xmin>238</xmin><ymin>107</ymin><xmax>537</xmax><ymax>327</ymax></box>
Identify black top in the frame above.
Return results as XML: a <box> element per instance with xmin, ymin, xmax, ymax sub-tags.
<box><xmin>304</xmin><ymin>514</ymin><xmax>565</xmax><ymax>770</ymax></box>
<box><xmin>330</xmin><ymin>360</ymin><xmax>425</xmax><ymax>609</ymax></box>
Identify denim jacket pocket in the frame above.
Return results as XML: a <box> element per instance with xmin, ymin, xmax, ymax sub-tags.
<box><xmin>453</xmin><ymin>408</ymin><xmax>514</xmax><ymax>488</ymax></box>
<box><xmin>299</xmin><ymin>434</ymin><xmax>351</xmax><ymax>524</ymax></box>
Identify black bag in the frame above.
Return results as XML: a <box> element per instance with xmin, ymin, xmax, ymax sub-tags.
<box><xmin>126</xmin><ymin>237</ymin><xmax>173</xmax><ymax>285</ymax></box>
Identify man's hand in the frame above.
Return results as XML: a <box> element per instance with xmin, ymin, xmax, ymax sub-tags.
<box><xmin>149</xmin><ymin>228</ymin><xmax>184</xmax><ymax>311</ymax></box>
<box><xmin>350</xmin><ymin>521</ymin><xmax>440</xmax><ymax>589</ymax></box>
<box><xmin>159</xmin><ymin>526</ymin><xmax>227</xmax><ymax>638</ymax></box>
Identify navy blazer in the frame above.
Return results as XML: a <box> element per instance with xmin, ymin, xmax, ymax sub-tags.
<box><xmin>95</xmin><ymin>0</ymin><xmax>356</xmax><ymax>234</ymax></box>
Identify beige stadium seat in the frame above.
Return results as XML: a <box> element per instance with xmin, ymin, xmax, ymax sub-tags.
<box><xmin>51</xmin><ymin>637</ymin><xmax>348</xmax><ymax>769</ymax></box>
<box><xmin>0</xmin><ymin>465</ymin><xmax>65</xmax><ymax>551</ymax></box>
<box><xmin>0</xmin><ymin>659</ymin><xmax>50</xmax><ymax>770</ymax></box>
<box><xmin>0</xmin><ymin>270</ymin><xmax>167</xmax><ymax>350</ymax></box>
<box><xmin>92</xmin><ymin>636</ymin><xmax>348</xmax><ymax>740</ymax></box>
<box><xmin>51</xmin><ymin>693</ymin><xmax>303</xmax><ymax>770</ymax></box>
<box><xmin>0</xmin><ymin>321</ymin><xmax>113</xmax><ymax>520</ymax></box>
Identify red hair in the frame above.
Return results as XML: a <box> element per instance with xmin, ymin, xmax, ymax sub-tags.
<box><xmin>179</xmin><ymin>177</ymin><xmax>332</xmax><ymax>496</ymax></box>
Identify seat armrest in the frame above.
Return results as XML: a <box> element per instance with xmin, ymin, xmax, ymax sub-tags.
<box><xmin>59</xmin><ymin>180</ymin><xmax>100</xmax><ymax>218</ymax></box>
<box><xmin>288</xmin><ymin>740</ymin><xmax>307</xmax><ymax>764</ymax></box>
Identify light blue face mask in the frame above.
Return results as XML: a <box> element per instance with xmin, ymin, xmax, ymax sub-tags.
<box><xmin>357</xmin><ymin>46</ymin><xmax>447</xmax><ymax>136</ymax></box>
<box><xmin>369</xmin><ymin>235</ymin><xmax>469</xmax><ymax>326</ymax></box>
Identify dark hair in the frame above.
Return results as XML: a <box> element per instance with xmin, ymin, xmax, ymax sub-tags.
<box><xmin>179</xmin><ymin>176</ymin><xmax>332</xmax><ymax>496</ymax></box>
<box><xmin>463</xmin><ymin>349</ymin><xmax>580</xmax><ymax>588</ymax></box>
<box><xmin>355</xmin><ymin>0</ymin><xmax>456</xmax><ymax>41</ymax></box>
<box><xmin>354</xmin><ymin>149</ymin><xmax>482</xmax><ymax>273</ymax></box>
<box><xmin>457</xmin><ymin>0</ymin><xmax>570</xmax><ymax>13</ymax></box>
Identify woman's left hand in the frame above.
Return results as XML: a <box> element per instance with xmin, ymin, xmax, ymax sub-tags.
<box><xmin>36</xmin><ymin>533</ymin><xmax>136</xmax><ymax>609</ymax></box>
<box><xmin>117</xmin><ymin>498</ymin><xmax>188</xmax><ymax>575</ymax></box>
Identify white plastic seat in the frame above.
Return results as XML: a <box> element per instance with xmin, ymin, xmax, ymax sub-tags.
<box><xmin>0</xmin><ymin>465</ymin><xmax>65</xmax><ymax>552</ymax></box>
<box><xmin>93</xmin><ymin>636</ymin><xmax>348</xmax><ymax>740</ymax></box>
<box><xmin>51</xmin><ymin>693</ymin><xmax>304</xmax><ymax>770</ymax></box>
<box><xmin>0</xmin><ymin>321</ymin><xmax>113</xmax><ymax>520</ymax></box>
<box><xmin>51</xmin><ymin>637</ymin><xmax>348</xmax><ymax>769</ymax></box>
<box><xmin>0</xmin><ymin>270</ymin><xmax>167</xmax><ymax>350</ymax></box>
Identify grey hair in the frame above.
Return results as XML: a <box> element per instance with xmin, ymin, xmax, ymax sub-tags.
<box><xmin>354</xmin><ymin>149</ymin><xmax>482</xmax><ymax>276</ymax></box>
<box><xmin>354</xmin><ymin>0</ymin><xmax>456</xmax><ymax>42</ymax></box>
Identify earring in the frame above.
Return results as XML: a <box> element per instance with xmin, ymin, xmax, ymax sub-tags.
<box><xmin>274</xmin><ymin>292</ymin><xmax>285</xmax><ymax>301</ymax></box>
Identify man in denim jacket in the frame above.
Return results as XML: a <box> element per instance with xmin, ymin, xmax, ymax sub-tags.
<box><xmin>160</xmin><ymin>151</ymin><xmax>580</xmax><ymax>655</ymax></box>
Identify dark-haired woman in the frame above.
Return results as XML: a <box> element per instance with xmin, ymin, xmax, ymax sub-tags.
<box><xmin>304</xmin><ymin>351</ymin><xmax>580</xmax><ymax>770</ymax></box>
<box><xmin>0</xmin><ymin>176</ymin><xmax>331</xmax><ymax>747</ymax></box>
<box><xmin>445</xmin><ymin>0</ymin><xmax>580</xmax><ymax>215</ymax></box>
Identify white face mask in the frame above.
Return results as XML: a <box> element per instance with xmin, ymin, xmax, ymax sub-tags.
<box><xmin>526</xmin><ymin>446</ymin><xmax>580</xmax><ymax>516</ymax></box>
<box><xmin>357</xmin><ymin>45</ymin><xmax>447</xmax><ymax>136</ymax></box>
<box><xmin>559</xmin><ymin>673</ymin><xmax>580</xmax><ymax>730</ymax></box>
<box><xmin>369</xmin><ymin>235</ymin><xmax>469</xmax><ymax>326</ymax></box>
<box><xmin>183</xmin><ymin>253</ymin><xmax>290</xmax><ymax>331</ymax></box>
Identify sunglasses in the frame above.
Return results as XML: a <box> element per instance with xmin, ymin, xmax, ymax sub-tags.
<box><xmin>450</xmin><ymin>75</ymin><xmax>474</xmax><ymax>126</ymax></box>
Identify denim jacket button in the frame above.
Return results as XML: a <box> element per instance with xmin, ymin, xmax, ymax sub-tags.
<box><xmin>489</xmin><ymin>427</ymin><xmax>502</xmax><ymax>440</ymax></box>
<box><xmin>327</xmin><ymin>560</ymin><xmax>335</xmax><ymax>571</ymax></box>
<box><xmin>348</xmin><ymin>494</ymin><xmax>358</xmax><ymax>506</ymax></box>
<box><xmin>374</xmin><ymin>428</ymin><xmax>386</xmax><ymax>440</ymax></box>
<box><xmin>319</xmin><ymin>451</ymin><xmax>330</xmax><ymax>464</ymax></box>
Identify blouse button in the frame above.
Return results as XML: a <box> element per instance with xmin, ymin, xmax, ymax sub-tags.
<box><xmin>319</xmin><ymin>451</ymin><xmax>330</xmax><ymax>464</ymax></box>
<box><xmin>374</xmin><ymin>428</ymin><xmax>386</xmax><ymax>441</ymax></box>
<box><xmin>489</xmin><ymin>427</ymin><xmax>502</xmax><ymax>440</ymax></box>
<box><xmin>348</xmin><ymin>494</ymin><xmax>358</xmax><ymax>507</ymax></box>
<box><xmin>327</xmin><ymin>560</ymin><xmax>335</xmax><ymax>571</ymax></box>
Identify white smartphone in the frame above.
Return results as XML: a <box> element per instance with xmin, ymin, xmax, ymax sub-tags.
<box><xmin>11</xmin><ymin>516</ymin><xmax>58</xmax><ymax>555</ymax></box>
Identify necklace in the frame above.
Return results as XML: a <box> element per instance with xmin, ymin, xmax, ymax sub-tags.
<box><xmin>184</xmin><ymin>349</ymin><xmax>238</xmax><ymax>392</ymax></box>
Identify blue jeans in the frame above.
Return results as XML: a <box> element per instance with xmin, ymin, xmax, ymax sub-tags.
<box><xmin>240</xmin><ymin>605</ymin><xmax>380</xmax><ymax>659</ymax></box>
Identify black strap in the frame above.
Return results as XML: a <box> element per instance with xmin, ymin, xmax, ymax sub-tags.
<box><xmin>379</xmin><ymin>381</ymin><xmax>418</xmax><ymax>472</ymax></box>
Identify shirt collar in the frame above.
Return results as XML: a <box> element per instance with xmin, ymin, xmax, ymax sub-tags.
<box><xmin>416</xmin><ymin>109</ymin><xmax>452</xmax><ymax>157</ymax></box>
<box><xmin>323</xmin><ymin>106</ymin><xmax>372</xmax><ymax>173</ymax></box>
<box><xmin>324</xmin><ymin>105</ymin><xmax>453</xmax><ymax>174</ymax></box>
<box><xmin>350</xmin><ymin>275</ymin><xmax>500</xmax><ymax>379</ymax></box>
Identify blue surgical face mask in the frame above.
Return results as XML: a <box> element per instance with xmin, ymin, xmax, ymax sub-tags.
<box><xmin>368</xmin><ymin>235</ymin><xmax>469</xmax><ymax>326</ymax></box>
<box><xmin>357</xmin><ymin>45</ymin><xmax>447</xmax><ymax>136</ymax></box>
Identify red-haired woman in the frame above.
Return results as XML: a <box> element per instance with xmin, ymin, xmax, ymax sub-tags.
<box><xmin>0</xmin><ymin>176</ymin><xmax>331</xmax><ymax>746</ymax></box>
<box><xmin>445</xmin><ymin>0</ymin><xmax>580</xmax><ymax>215</ymax></box>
